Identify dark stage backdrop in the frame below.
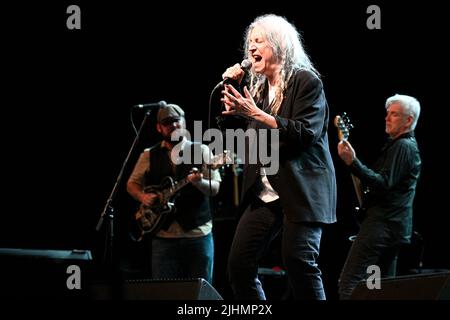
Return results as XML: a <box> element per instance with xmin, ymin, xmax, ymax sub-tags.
<box><xmin>2</xmin><ymin>1</ymin><xmax>449</xmax><ymax>300</ymax></box>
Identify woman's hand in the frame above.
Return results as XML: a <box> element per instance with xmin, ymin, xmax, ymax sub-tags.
<box><xmin>222</xmin><ymin>63</ymin><xmax>245</xmax><ymax>84</ymax></box>
<box><xmin>221</xmin><ymin>85</ymin><xmax>261</xmax><ymax>118</ymax></box>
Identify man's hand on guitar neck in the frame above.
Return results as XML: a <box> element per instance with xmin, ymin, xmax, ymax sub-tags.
<box><xmin>187</xmin><ymin>169</ymin><xmax>220</xmax><ymax>196</ymax></box>
<box><xmin>187</xmin><ymin>170</ymin><xmax>203</xmax><ymax>184</ymax></box>
<box><xmin>338</xmin><ymin>140</ymin><xmax>356</xmax><ymax>166</ymax></box>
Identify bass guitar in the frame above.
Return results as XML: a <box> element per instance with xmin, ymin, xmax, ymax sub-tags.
<box><xmin>334</xmin><ymin>113</ymin><xmax>369</xmax><ymax>215</ymax></box>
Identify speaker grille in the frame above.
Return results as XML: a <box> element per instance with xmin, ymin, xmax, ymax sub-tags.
<box><xmin>351</xmin><ymin>271</ymin><xmax>450</xmax><ymax>300</ymax></box>
<box><xmin>90</xmin><ymin>278</ymin><xmax>223</xmax><ymax>300</ymax></box>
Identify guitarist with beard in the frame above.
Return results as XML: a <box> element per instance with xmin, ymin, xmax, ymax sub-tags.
<box><xmin>337</xmin><ymin>94</ymin><xmax>422</xmax><ymax>299</ymax></box>
<box><xmin>126</xmin><ymin>103</ymin><xmax>221</xmax><ymax>284</ymax></box>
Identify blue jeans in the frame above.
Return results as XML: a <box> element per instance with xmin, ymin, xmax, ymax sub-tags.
<box><xmin>338</xmin><ymin>219</ymin><xmax>400</xmax><ymax>299</ymax></box>
<box><xmin>152</xmin><ymin>233</ymin><xmax>214</xmax><ymax>284</ymax></box>
<box><xmin>227</xmin><ymin>198</ymin><xmax>325</xmax><ymax>300</ymax></box>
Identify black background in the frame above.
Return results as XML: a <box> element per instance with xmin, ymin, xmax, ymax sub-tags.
<box><xmin>1</xmin><ymin>1</ymin><xmax>449</xmax><ymax>300</ymax></box>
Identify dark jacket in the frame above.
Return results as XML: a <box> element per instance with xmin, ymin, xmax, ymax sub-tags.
<box><xmin>350</xmin><ymin>132</ymin><xmax>421</xmax><ymax>242</ymax></box>
<box><xmin>239</xmin><ymin>69</ymin><xmax>337</xmax><ymax>224</ymax></box>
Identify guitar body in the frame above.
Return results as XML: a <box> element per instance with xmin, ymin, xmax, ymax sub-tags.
<box><xmin>130</xmin><ymin>177</ymin><xmax>177</xmax><ymax>241</ymax></box>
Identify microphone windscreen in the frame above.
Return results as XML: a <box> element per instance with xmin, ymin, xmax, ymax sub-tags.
<box><xmin>241</xmin><ymin>59</ymin><xmax>252</xmax><ymax>70</ymax></box>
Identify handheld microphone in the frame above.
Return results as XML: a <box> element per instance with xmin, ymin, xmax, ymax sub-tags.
<box><xmin>134</xmin><ymin>100</ymin><xmax>167</xmax><ymax>109</ymax></box>
<box><xmin>219</xmin><ymin>59</ymin><xmax>252</xmax><ymax>87</ymax></box>
<box><xmin>213</xmin><ymin>59</ymin><xmax>252</xmax><ymax>91</ymax></box>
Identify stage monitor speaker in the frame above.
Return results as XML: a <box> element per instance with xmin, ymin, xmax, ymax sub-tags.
<box><xmin>351</xmin><ymin>271</ymin><xmax>450</xmax><ymax>300</ymax></box>
<box><xmin>0</xmin><ymin>248</ymin><xmax>92</xmax><ymax>298</ymax></box>
<box><xmin>90</xmin><ymin>278</ymin><xmax>223</xmax><ymax>300</ymax></box>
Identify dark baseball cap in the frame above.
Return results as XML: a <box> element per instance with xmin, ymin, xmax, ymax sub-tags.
<box><xmin>157</xmin><ymin>104</ymin><xmax>185</xmax><ymax>124</ymax></box>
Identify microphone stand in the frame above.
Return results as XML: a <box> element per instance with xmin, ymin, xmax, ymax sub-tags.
<box><xmin>95</xmin><ymin>109</ymin><xmax>153</xmax><ymax>285</ymax></box>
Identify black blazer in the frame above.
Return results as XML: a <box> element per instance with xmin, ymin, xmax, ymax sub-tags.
<box><xmin>241</xmin><ymin>69</ymin><xmax>337</xmax><ymax>224</ymax></box>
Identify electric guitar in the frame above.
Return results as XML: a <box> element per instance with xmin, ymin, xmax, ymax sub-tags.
<box><xmin>130</xmin><ymin>151</ymin><xmax>233</xmax><ymax>241</ymax></box>
<box><xmin>334</xmin><ymin>113</ymin><xmax>368</xmax><ymax>214</ymax></box>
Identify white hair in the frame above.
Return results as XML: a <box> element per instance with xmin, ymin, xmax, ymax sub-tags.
<box><xmin>385</xmin><ymin>94</ymin><xmax>421</xmax><ymax>130</ymax></box>
<box><xmin>243</xmin><ymin>14</ymin><xmax>318</xmax><ymax>115</ymax></box>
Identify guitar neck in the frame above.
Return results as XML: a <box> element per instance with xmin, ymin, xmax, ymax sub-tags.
<box><xmin>170</xmin><ymin>177</ymin><xmax>191</xmax><ymax>196</ymax></box>
<box><xmin>334</xmin><ymin>114</ymin><xmax>363</xmax><ymax>208</ymax></box>
<box><xmin>163</xmin><ymin>152</ymin><xmax>230</xmax><ymax>199</ymax></box>
<box><xmin>350</xmin><ymin>174</ymin><xmax>364</xmax><ymax>208</ymax></box>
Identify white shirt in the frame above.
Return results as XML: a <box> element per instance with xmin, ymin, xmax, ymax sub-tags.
<box><xmin>258</xmin><ymin>85</ymin><xmax>279</xmax><ymax>203</ymax></box>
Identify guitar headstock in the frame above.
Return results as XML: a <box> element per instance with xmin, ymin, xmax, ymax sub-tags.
<box><xmin>333</xmin><ymin>112</ymin><xmax>353</xmax><ymax>141</ymax></box>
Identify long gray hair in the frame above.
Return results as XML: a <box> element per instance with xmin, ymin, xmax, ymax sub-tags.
<box><xmin>243</xmin><ymin>14</ymin><xmax>318</xmax><ymax>115</ymax></box>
